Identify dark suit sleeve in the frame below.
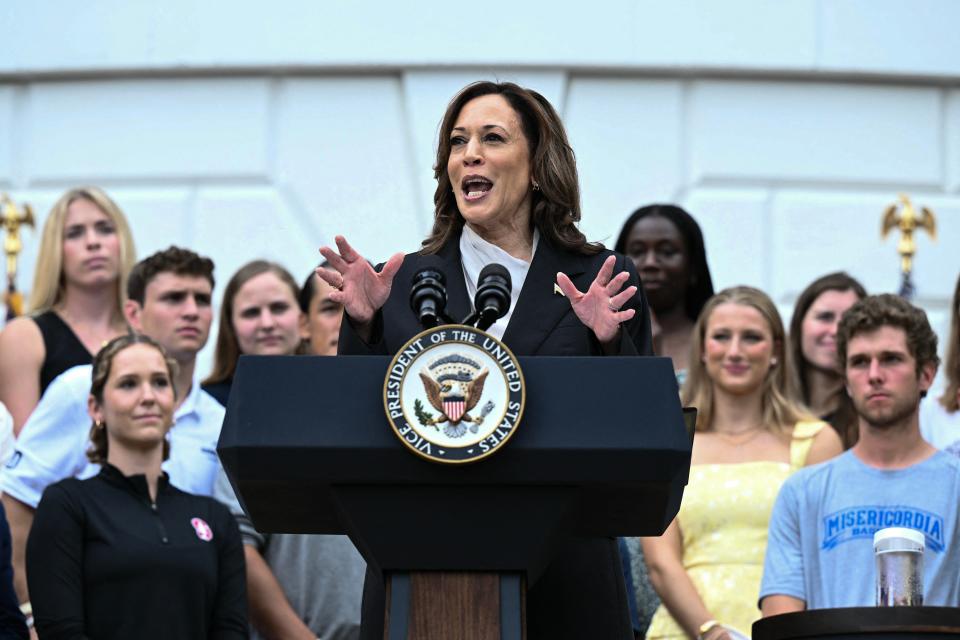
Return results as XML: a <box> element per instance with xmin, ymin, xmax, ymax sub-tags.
<box><xmin>338</xmin><ymin>310</ymin><xmax>388</xmax><ymax>356</ymax></box>
<box><xmin>606</xmin><ymin>253</ymin><xmax>653</xmax><ymax>357</ymax></box>
<box><xmin>337</xmin><ymin>262</ymin><xmax>390</xmax><ymax>356</ymax></box>
<box><xmin>27</xmin><ymin>484</ymin><xmax>90</xmax><ymax>640</ymax></box>
<box><xmin>0</xmin><ymin>502</ymin><xmax>28</xmax><ymax>640</ymax></box>
<box><xmin>211</xmin><ymin>504</ymin><xmax>249</xmax><ymax>639</ymax></box>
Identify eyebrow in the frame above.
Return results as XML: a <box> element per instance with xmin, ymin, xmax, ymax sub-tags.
<box><xmin>159</xmin><ymin>289</ymin><xmax>208</xmax><ymax>297</ymax></box>
<box><xmin>452</xmin><ymin>124</ymin><xmax>508</xmax><ymax>132</ymax></box>
<box><xmin>157</xmin><ymin>290</ymin><xmax>212</xmax><ymax>302</ymax></box>
<box><xmin>849</xmin><ymin>349</ymin><xmax>908</xmax><ymax>359</ymax></box>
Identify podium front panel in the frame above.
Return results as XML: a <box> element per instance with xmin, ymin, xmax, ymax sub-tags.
<box><xmin>219</xmin><ymin>354</ymin><xmax>690</xmax><ymax>573</ymax></box>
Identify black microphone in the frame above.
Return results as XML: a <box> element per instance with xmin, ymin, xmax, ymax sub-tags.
<box><xmin>409</xmin><ymin>257</ymin><xmax>448</xmax><ymax>329</ymax></box>
<box><xmin>474</xmin><ymin>264</ymin><xmax>512</xmax><ymax>331</ymax></box>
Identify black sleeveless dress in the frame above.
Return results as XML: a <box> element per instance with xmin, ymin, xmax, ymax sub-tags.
<box><xmin>33</xmin><ymin>311</ymin><xmax>93</xmax><ymax>394</ymax></box>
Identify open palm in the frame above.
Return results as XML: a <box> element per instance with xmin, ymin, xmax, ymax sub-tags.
<box><xmin>555</xmin><ymin>255</ymin><xmax>637</xmax><ymax>345</ymax></box>
<box><xmin>317</xmin><ymin>236</ymin><xmax>404</xmax><ymax>325</ymax></box>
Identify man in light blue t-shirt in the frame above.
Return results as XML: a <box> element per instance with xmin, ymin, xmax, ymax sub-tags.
<box><xmin>760</xmin><ymin>294</ymin><xmax>960</xmax><ymax>615</ymax></box>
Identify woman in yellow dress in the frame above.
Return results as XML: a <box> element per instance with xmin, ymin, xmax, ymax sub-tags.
<box><xmin>643</xmin><ymin>286</ymin><xmax>843</xmax><ymax>639</ymax></box>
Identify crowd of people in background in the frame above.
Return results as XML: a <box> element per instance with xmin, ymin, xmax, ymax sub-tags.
<box><xmin>0</xmin><ymin>82</ymin><xmax>957</xmax><ymax>639</ymax></box>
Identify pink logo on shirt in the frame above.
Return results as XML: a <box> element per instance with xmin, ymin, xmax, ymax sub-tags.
<box><xmin>190</xmin><ymin>517</ymin><xmax>214</xmax><ymax>542</ymax></box>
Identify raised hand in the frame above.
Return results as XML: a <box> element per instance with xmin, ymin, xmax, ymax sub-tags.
<box><xmin>317</xmin><ymin>236</ymin><xmax>404</xmax><ymax>325</ymax></box>
<box><xmin>555</xmin><ymin>255</ymin><xmax>637</xmax><ymax>347</ymax></box>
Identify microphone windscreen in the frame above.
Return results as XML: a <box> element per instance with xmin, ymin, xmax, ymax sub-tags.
<box><xmin>478</xmin><ymin>263</ymin><xmax>511</xmax><ymax>291</ymax></box>
<box><xmin>412</xmin><ymin>255</ymin><xmax>446</xmax><ymax>284</ymax></box>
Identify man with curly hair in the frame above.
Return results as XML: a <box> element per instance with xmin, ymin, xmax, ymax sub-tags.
<box><xmin>760</xmin><ymin>294</ymin><xmax>960</xmax><ymax>613</ymax></box>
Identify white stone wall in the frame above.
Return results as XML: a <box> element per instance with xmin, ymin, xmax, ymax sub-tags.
<box><xmin>1</xmin><ymin>1</ymin><xmax>958</xmax><ymax>378</ymax></box>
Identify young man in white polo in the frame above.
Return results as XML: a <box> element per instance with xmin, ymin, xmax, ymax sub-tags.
<box><xmin>1</xmin><ymin>247</ymin><xmax>224</xmax><ymax>606</ymax></box>
<box><xmin>760</xmin><ymin>294</ymin><xmax>960</xmax><ymax>614</ymax></box>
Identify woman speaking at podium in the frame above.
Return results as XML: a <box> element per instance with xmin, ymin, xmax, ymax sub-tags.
<box><xmin>318</xmin><ymin>81</ymin><xmax>653</xmax><ymax>638</ymax></box>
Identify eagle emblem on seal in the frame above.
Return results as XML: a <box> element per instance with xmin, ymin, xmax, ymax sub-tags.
<box><xmin>418</xmin><ymin>354</ymin><xmax>489</xmax><ymax>437</ymax></box>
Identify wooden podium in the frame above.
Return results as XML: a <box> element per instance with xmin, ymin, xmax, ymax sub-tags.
<box><xmin>218</xmin><ymin>354</ymin><xmax>692</xmax><ymax>639</ymax></box>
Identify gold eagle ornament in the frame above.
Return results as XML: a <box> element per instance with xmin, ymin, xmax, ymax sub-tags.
<box><xmin>881</xmin><ymin>193</ymin><xmax>936</xmax><ymax>276</ymax></box>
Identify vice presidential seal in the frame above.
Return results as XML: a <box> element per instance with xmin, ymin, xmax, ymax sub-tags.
<box><xmin>383</xmin><ymin>325</ymin><xmax>525</xmax><ymax>464</ymax></box>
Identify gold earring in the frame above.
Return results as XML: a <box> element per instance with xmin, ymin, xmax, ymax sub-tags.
<box><xmin>95</xmin><ymin>420</ymin><xmax>104</xmax><ymax>430</ymax></box>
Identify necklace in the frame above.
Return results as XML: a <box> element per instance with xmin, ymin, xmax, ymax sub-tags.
<box><xmin>713</xmin><ymin>426</ymin><xmax>764</xmax><ymax>447</ymax></box>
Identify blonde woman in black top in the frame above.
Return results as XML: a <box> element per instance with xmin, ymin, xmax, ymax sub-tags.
<box><xmin>0</xmin><ymin>187</ymin><xmax>135</xmax><ymax>433</ymax></box>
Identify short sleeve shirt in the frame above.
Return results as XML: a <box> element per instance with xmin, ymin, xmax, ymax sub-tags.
<box><xmin>760</xmin><ymin>449</ymin><xmax>960</xmax><ymax>609</ymax></box>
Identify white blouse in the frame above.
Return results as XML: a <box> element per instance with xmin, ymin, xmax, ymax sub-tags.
<box><xmin>459</xmin><ymin>224</ymin><xmax>540</xmax><ymax>340</ymax></box>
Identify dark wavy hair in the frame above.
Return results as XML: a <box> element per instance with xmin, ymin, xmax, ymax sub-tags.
<box><xmin>421</xmin><ymin>81</ymin><xmax>600</xmax><ymax>256</ymax></box>
<box><xmin>837</xmin><ymin>294</ymin><xmax>940</xmax><ymax>388</ymax></box>
<box><xmin>88</xmin><ymin>334</ymin><xmax>178</xmax><ymax>464</ymax></box>
<box><xmin>788</xmin><ymin>272</ymin><xmax>866</xmax><ymax>447</ymax></box>
<box><xmin>298</xmin><ymin>261</ymin><xmax>329</xmax><ymax>314</ymax></box>
<box><xmin>613</xmin><ymin>204</ymin><xmax>714</xmax><ymax>321</ymax></box>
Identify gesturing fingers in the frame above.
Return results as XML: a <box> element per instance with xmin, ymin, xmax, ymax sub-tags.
<box><xmin>334</xmin><ymin>235</ymin><xmax>362</xmax><ymax>264</ymax></box>
<box><xmin>555</xmin><ymin>272</ymin><xmax>583</xmax><ymax>302</ymax></box>
<box><xmin>319</xmin><ymin>245</ymin><xmax>349</xmax><ymax>273</ymax></box>
<box><xmin>608</xmin><ymin>285</ymin><xmax>637</xmax><ymax>311</ymax></box>
<box><xmin>602</xmin><ymin>270</ymin><xmax>631</xmax><ymax>294</ymax></box>
<box><xmin>594</xmin><ymin>255</ymin><xmax>617</xmax><ymax>288</ymax></box>
<box><xmin>380</xmin><ymin>252</ymin><xmax>405</xmax><ymax>281</ymax></box>
<box><xmin>612</xmin><ymin>307</ymin><xmax>636</xmax><ymax>324</ymax></box>
<box><xmin>315</xmin><ymin>266</ymin><xmax>342</xmax><ymax>289</ymax></box>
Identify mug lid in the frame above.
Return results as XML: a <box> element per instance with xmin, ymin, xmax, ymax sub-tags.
<box><xmin>873</xmin><ymin>527</ymin><xmax>925</xmax><ymax>547</ymax></box>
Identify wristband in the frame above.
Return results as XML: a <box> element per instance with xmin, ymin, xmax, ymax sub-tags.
<box><xmin>19</xmin><ymin>601</ymin><xmax>33</xmax><ymax>628</ymax></box>
<box><xmin>698</xmin><ymin>619</ymin><xmax>720</xmax><ymax>639</ymax></box>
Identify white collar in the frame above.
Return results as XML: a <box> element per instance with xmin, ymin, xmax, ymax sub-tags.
<box><xmin>460</xmin><ymin>223</ymin><xmax>539</xmax><ymax>268</ymax></box>
<box><xmin>459</xmin><ymin>225</ymin><xmax>539</xmax><ymax>340</ymax></box>
<box><xmin>175</xmin><ymin>376</ymin><xmax>202</xmax><ymax>420</ymax></box>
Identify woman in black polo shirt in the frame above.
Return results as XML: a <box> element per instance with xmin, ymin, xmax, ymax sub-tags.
<box><xmin>26</xmin><ymin>334</ymin><xmax>247</xmax><ymax>639</ymax></box>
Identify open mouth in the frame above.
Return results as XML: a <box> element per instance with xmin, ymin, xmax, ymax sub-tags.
<box><xmin>461</xmin><ymin>175</ymin><xmax>493</xmax><ymax>201</ymax></box>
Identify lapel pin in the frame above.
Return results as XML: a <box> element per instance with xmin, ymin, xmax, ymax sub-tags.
<box><xmin>553</xmin><ymin>283</ymin><xmax>564</xmax><ymax>297</ymax></box>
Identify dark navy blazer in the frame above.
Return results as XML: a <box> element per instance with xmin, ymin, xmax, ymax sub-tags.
<box><xmin>340</xmin><ymin>232</ymin><xmax>654</xmax><ymax>640</ymax></box>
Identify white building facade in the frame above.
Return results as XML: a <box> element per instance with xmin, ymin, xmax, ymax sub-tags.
<box><xmin>1</xmin><ymin>0</ymin><xmax>958</xmax><ymax>375</ymax></box>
